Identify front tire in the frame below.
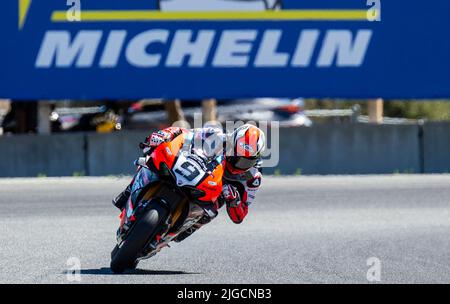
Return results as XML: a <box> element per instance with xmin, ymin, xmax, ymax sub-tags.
<box><xmin>110</xmin><ymin>204</ymin><xmax>167</xmax><ymax>274</ymax></box>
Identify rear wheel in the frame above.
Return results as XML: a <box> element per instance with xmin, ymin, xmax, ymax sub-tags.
<box><xmin>110</xmin><ymin>204</ymin><xmax>167</xmax><ymax>274</ymax></box>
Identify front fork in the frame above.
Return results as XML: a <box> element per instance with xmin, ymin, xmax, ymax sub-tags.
<box><xmin>115</xmin><ymin>166</ymin><xmax>208</xmax><ymax>256</ymax></box>
<box><xmin>147</xmin><ymin>201</ymin><xmax>209</xmax><ymax>259</ymax></box>
<box><xmin>117</xmin><ymin>165</ymin><xmax>160</xmax><ymax>230</ymax></box>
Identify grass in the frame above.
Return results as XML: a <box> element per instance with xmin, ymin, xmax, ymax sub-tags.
<box><xmin>72</xmin><ymin>171</ymin><xmax>86</xmax><ymax>177</ymax></box>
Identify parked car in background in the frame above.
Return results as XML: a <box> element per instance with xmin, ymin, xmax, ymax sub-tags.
<box><xmin>217</xmin><ymin>98</ymin><xmax>312</xmax><ymax>127</ymax></box>
<box><xmin>50</xmin><ymin>105</ymin><xmax>122</xmax><ymax>133</ymax></box>
<box><xmin>123</xmin><ymin>98</ymin><xmax>312</xmax><ymax>130</ymax></box>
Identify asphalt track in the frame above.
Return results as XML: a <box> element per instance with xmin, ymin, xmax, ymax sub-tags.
<box><xmin>0</xmin><ymin>175</ymin><xmax>449</xmax><ymax>284</ymax></box>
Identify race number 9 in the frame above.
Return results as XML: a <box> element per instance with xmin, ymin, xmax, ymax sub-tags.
<box><xmin>175</xmin><ymin>162</ymin><xmax>200</xmax><ymax>181</ymax></box>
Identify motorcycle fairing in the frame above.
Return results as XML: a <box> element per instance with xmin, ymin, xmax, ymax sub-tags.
<box><xmin>150</xmin><ymin>132</ymin><xmax>225</xmax><ymax>202</ymax></box>
<box><xmin>130</xmin><ymin>167</ymin><xmax>159</xmax><ymax>204</ymax></box>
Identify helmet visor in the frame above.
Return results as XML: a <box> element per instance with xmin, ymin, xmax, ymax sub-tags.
<box><xmin>228</xmin><ymin>156</ymin><xmax>258</xmax><ymax>171</ymax></box>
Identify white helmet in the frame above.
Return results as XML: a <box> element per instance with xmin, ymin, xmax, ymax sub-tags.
<box><xmin>226</xmin><ymin>124</ymin><xmax>266</xmax><ymax>173</ymax></box>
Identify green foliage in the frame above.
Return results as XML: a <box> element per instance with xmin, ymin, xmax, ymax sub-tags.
<box><xmin>72</xmin><ymin>171</ymin><xmax>86</xmax><ymax>177</ymax></box>
<box><xmin>393</xmin><ymin>168</ymin><xmax>415</xmax><ymax>174</ymax></box>
<box><xmin>384</xmin><ymin>101</ymin><xmax>450</xmax><ymax>121</ymax></box>
<box><xmin>304</xmin><ymin>99</ymin><xmax>450</xmax><ymax>121</ymax></box>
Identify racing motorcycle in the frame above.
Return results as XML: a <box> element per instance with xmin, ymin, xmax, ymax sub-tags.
<box><xmin>110</xmin><ymin>133</ymin><xmax>224</xmax><ymax>273</ymax></box>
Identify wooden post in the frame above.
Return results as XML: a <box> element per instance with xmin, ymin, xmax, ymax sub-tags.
<box><xmin>164</xmin><ymin>99</ymin><xmax>188</xmax><ymax>127</ymax></box>
<box><xmin>202</xmin><ymin>99</ymin><xmax>217</xmax><ymax>123</ymax></box>
<box><xmin>368</xmin><ymin>98</ymin><xmax>384</xmax><ymax>124</ymax></box>
<box><xmin>37</xmin><ymin>101</ymin><xmax>52</xmax><ymax>134</ymax></box>
<box><xmin>0</xmin><ymin>100</ymin><xmax>10</xmax><ymax>135</ymax></box>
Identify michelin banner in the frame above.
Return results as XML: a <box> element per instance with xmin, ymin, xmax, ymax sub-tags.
<box><xmin>0</xmin><ymin>0</ymin><xmax>449</xmax><ymax>100</ymax></box>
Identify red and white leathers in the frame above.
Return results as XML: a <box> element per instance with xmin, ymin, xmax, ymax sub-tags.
<box><xmin>145</xmin><ymin>126</ymin><xmax>262</xmax><ymax>225</ymax></box>
<box><xmin>222</xmin><ymin>167</ymin><xmax>262</xmax><ymax>224</ymax></box>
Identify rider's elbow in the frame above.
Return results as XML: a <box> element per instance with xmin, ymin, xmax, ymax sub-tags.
<box><xmin>227</xmin><ymin>207</ymin><xmax>247</xmax><ymax>224</ymax></box>
<box><xmin>231</xmin><ymin>218</ymin><xmax>244</xmax><ymax>224</ymax></box>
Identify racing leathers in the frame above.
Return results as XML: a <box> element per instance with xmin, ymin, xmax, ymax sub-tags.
<box><xmin>112</xmin><ymin>126</ymin><xmax>262</xmax><ymax>242</ymax></box>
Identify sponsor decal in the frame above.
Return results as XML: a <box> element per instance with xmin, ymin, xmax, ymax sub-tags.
<box><xmin>35</xmin><ymin>29</ymin><xmax>372</xmax><ymax>69</ymax></box>
<box><xmin>17</xmin><ymin>2</ymin><xmax>373</xmax><ymax>70</ymax></box>
<box><xmin>239</xmin><ymin>141</ymin><xmax>255</xmax><ymax>154</ymax></box>
<box><xmin>165</xmin><ymin>146</ymin><xmax>173</xmax><ymax>156</ymax></box>
<box><xmin>252</xmin><ymin>179</ymin><xmax>260</xmax><ymax>187</ymax></box>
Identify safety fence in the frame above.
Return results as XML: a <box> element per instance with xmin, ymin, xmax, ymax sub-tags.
<box><xmin>1</xmin><ymin>123</ymin><xmax>450</xmax><ymax>177</ymax></box>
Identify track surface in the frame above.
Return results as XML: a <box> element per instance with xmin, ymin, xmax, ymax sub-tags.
<box><xmin>0</xmin><ymin>175</ymin><xmax>449</xmax><ymax>284</ymax></box>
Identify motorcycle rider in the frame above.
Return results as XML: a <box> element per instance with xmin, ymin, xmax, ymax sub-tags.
<box><xmin>112</xmin><ymin>124</ymin><xmax>265</xmax><ymax>242</ymax></box>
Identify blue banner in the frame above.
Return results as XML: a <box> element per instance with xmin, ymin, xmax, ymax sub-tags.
<box><xmin>0</xmin><ymin>0</ymin><xmax>449</xmax><ymax>100</ymax></box>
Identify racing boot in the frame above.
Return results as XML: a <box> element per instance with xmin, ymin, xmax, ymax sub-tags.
<box><xmin>112</xmin><ymin>184</ymin><xmax>132</xmax><ymax>210</ymax></box>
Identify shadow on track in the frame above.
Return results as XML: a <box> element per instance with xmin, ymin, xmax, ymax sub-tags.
<box><xmin>75</xmin><ymin>268</ymin><xmax>201</xmax><ymax>276</ymax></box>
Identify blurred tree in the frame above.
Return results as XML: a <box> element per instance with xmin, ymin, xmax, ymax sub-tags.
<box><xmin>2</xmin><ymin>101</ymin><xmax>37</xmax><ymax>133</ymax></box>
<box><xmin>304</xmin><ymin>99</ymin><xmax>450</xmax><ymax>121</ymax></box>
<box><xmin>384</xmin><ymin>100</ymin><xmax>450</xmax><ymax>121</ymax></box>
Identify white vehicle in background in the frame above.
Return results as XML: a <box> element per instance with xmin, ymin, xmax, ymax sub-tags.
<box><xmin>216</xmin><ymin>98</ymin><xmax>312</xmax><ymax>127</ymax></box>
<box><xmin>124</xmin><ymin>98</ymin><xmax>312</xmax><ymax>129</ymax></box>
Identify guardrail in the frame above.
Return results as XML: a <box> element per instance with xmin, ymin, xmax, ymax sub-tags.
<box><xmin>2</xmin><ymin>123</ymin><xmax>450</xmax><ymax>177</ymax></box>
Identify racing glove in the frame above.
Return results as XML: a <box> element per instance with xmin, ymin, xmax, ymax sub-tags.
<box><xmin>222</xmin><ymin>184</ymin><xmax>242</xmax><ymax>208</ymax></box>
<box><xmin>223</xmin><ymin>184</ymin><xmax>254</xmax><ymax>224</ymax></box>
<box><xmin>142</xmin><ymin>127</ymin><xmax>185</xmax><ymax>154</ymax></box>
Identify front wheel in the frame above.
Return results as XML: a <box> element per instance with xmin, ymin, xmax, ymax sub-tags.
<box><xmin>110</xmin><ymin>204</ymin><xmax>167</xmax><ymax>274</ymax></box>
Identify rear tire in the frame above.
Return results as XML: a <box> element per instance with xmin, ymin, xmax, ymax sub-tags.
<box><xmin>110</xmin><ymin>204</ymin><xmax>167</xmax><ymax>274</ymax></box>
